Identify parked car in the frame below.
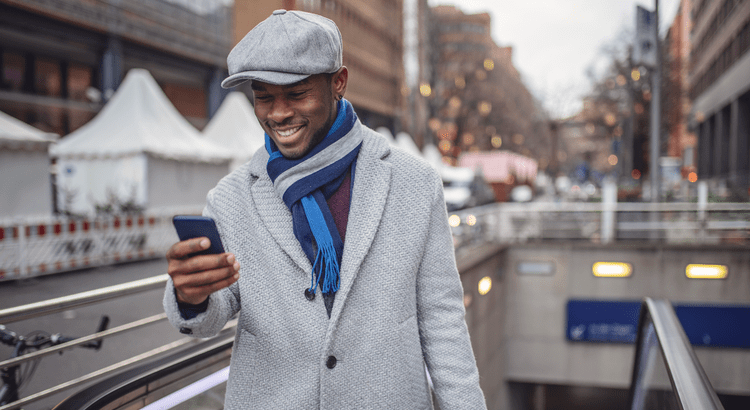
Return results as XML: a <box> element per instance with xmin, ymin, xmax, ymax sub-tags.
<box><xmin>441</xmin><ymin>166</ymin><xmax>496</xmax><ymax>211</ymax></box>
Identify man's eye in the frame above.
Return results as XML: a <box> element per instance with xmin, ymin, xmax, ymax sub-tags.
<box><xmin>255</xmin><ymin>95</ymin><xmax>272</xmax><ymax>102</ymax></box>
<box><xmin>289</xmin><ymin>91</ymin><xmax>306</xmax><ymax>99</ymax></box>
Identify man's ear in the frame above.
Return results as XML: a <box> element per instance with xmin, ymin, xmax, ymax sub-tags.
<box><xmin>331</xmin><ymin>67</ymin><xmax>348</xmax><ymax>99</ymax></box>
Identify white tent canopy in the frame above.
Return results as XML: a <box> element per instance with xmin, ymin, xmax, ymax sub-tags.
<box><xmin>202</xmin><ymin>92</ymin><xmax>265</xmax><ymax>170</ymax></box>
<box><xmin>51</xmin><ymin>69</ymin><xmax>231</xmax><ymax>162</ymax></box>
<box><xmin>0</xmin><ymin>110</ymin><xmax>57</xmax><ymax>144</ymax></box>
<box><xmin>0</xmin><ymin>111</ymin><xmax>57</xmax><ymax>217</ymax></box>
<box><xmin>395</xmin><ymin>132</ymin><xmax>422</xmax><ymax>159</ymax></box>
<box><xmin>51</xmin><ymin>69</ymin><xmax>232</xmax><ymax>215</ymax></box>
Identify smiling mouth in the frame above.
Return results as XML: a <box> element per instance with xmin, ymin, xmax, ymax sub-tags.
<box><xmin>272</xmin><ymin>125</ymin><xmax>304</xmax><ymax>142</ymax></box>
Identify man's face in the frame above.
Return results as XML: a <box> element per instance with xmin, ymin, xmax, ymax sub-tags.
<box><xmin>252</xmin><ymin>73</ymin><xmax>341</xmax><ymax>159</ymax></box>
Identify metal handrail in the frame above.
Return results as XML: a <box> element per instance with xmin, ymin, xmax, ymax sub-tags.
<box><xmin>0</xmin><ymin>313</ymin><xmax>167</xmax><ymax>370</ymax></box>
<box><xmin>455</xmin><ymin>201</ymin><xmax>750</xmax><ymax>214</ymax></box>
<box><xmin>629</xmin><ymin>298</ymin><xmax>724</xmax><ymax>410</ymax></box>
<box><xmin>0</xmin><ymin>274</ymin><xmax>169</xmax><ymax>324</ymax></box>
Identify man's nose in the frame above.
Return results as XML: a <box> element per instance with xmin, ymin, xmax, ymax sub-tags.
<box><xmin>267</xmin><ymin>98</ymin><xmax>294</xmax><ymax>124</ymax></box>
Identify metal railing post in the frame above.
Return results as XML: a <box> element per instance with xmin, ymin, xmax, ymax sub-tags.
<box><xmin>601</xmin><ymin>179</ymin><xmax>618</xmax><ymax>244</ymax></box>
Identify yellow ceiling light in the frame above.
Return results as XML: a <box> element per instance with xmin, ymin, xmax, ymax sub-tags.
<box><xmin>686</xmin><ymin>264</ymin><xmax>728</xmax><ymax>279</ymax></box>
<box><xmin>478</xmin><ymin>276</ymin><xmax>492</xmax><ymax>295</ymax></box>
<box><xmin>592</xmin><ymin>262</ymin><xmax>633</xmax><ymax>278</ymax></box>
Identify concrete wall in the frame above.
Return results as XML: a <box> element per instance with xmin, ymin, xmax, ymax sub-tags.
<box><xmin>457</xmin><ymin>245</ymin><xmax>507</xmax><ymax>410</ymax></box>
<box><xmin>458</xmin><ymin>243</ymin><xmax>750</xmax><ymax>409</ymax></box>
<box><xmin>0</xmin><ymin>150</ymin><xmax>52</xmax><ymax>217</ymax></box>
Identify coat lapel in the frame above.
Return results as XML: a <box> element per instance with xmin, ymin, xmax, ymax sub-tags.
<box><xmin>329</xmin><ymin>128</ymin><xmax>392</xmax><ymax>323</ymax></box>
<box><xmin>248</xmin><ymin>150</ymin><xmax>312</xmax><ymax>275</ymax></box>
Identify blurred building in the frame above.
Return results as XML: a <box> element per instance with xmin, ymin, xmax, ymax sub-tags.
<box><xmin>0</xmin><ymin>0</ymin><xmax>232</xmax><ymax>135</ymax></box>
<box><xmin>664</xmin><ymin>0</ymin><xmax>696</xmax><ymax>169</ymax></box>
<box><xmin>232</xmin><ymin>0</ymin><xmax>405</xmax><ymax>133</ymax></box>
<box><xmin>690</xmin><ymin>0</ymin><xmax>750</xmax><ymax>199</ymax></box>
<box><xmin>426</xmin><ymin>5</ymin><xmax>551</xmax><ymax>167</ymax></box>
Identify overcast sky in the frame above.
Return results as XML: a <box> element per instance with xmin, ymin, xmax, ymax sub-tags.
<box><xmin>428</xmin><ymin>0</ymin><xmax>682</xmax><ymax>118</ymax></box>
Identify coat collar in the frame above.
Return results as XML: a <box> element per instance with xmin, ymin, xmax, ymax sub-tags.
<box><xmin>248</xmin><ymin>122</ymin><xmax>392</xmax><ymax>295</ymax></box>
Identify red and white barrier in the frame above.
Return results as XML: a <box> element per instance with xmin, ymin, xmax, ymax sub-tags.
<box><xmin>0</xmin><ymin>207</ymin><xmax>201</xmax><ymax>281</ymax></box>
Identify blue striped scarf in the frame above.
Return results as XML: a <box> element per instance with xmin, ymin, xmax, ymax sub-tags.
<box><xmin>265</xmin><ymin>99</ymin><xmax>361</xmax><ymax>298</ymax></box>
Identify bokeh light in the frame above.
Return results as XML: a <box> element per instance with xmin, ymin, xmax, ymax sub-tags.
<box><xmin>466</xmin><ymin>214</ymin><xmax>477</xmax><ymax>226</ymax></box>
<box><xmin>419</xmin><ymin>82</ymin><xmax>432</xmax><ymax>97</ymax></box>
<box><xmin>491</xmin><ymin>135</ymin><xmax>502</xmax><ymax>148</ymax></box>
<box><xmin>455</xmin><ymin>76</ymin><xmax>466</xmax><ymax>89</ymax></box>
<box><xmin>448</xmin><ymin>214</ymin><xmax>461</xmax><ymax>227</ymax></box>
<box><xmin>462</xmin><ymin>133</ymin><xmax>475</xmax><ymax>145</ymax></box>
<box><xmin>632</xmin><ymin>169</ymin><xmax>642</xmax><ymax>179</ymax></box>
<box><xmin>631</xmin><ymin>68</ymin><xmax>641</xmax><ymax>81</ymax></box>
<box><xmin>439</xmin><ymin>140</ymin><xmax>452</xmax><ymax>152</ymax></box>
<box><xmin>608</xmin><ymin>155</ymin><xmax>618</xmax><ymax>166</ymax></box>
<box><xmin>483</xmin><ymin>58</ymin><xmax>495</xmax><ymax>71</ymax></box>
<box><xmin>428</xmin><ymin>118</ymin><xmax>441</xmax><ymax>132</ymax></box>
<box><xmin>478</xmin><ymin>101</ymin><xmax>492</xmax><ymax>116</ymax></box>
<box><xmin>688</xmin><ymin>172</ymin><xmax>698</xmax><ymax>183</ymax></box>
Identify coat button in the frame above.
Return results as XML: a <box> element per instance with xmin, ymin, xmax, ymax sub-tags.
<box><xmin>304</xmin><ymin>288</ymin><xmax>315</xmax><ymax>301</ymax></box>
<box><xmin>326</xmin><ymin>355</ymin><xmax>337</xmax><ymax>369</ymax></box>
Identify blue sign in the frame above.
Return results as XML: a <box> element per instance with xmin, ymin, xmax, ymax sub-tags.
<box><xmin>567</xmin><ymin>300</ymin><xmax>641</xmax><ymax>343</ymax></box>
<box><xmin>566</xmin><ymin>300</ymin><xmax>750</xmax><ymax>348</ymax></box>
<box><xmin>674</xmin><ymin>305</ymin><xmax>750</xmax><ymax>348</ymax></box>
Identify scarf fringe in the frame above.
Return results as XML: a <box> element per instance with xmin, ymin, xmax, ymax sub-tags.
<box><xmin>309</xmin><ymin>241</ymin><xmax>340</xmax><ymax>295</ymax></box>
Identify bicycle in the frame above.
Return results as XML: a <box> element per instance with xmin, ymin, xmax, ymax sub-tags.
<box><xmin>0</xmin><ymin>316</ymin><xmax>110</xmax><ymax>406</ymax></box>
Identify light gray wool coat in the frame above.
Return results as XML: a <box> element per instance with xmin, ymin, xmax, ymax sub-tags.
<box><xmin>163</xmin><ymin>120</ymin><xmax>486</xmax><ymax>409</ymax></box>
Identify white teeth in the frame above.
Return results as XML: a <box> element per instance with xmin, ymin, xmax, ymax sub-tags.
<box><xmin>275</xmin><ymin>126</ymin><xmax>302</xmax><ymax>137</ymax></box>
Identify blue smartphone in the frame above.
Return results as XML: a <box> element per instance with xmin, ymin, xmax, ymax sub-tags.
<box><xmin>172</xmin><ymin>215</ymin><xmax>225</xmax><ymax>255</ymax></box>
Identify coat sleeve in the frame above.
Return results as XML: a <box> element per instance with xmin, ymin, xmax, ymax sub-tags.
<box><xmin>416</xmin><ymin>175</ymin><xmax>487</xmax><ymax>409</ymax></box>
<box><xmin>163</xmin><ymin>189</ymin><xmax>242</xmax><ymax>338</ymax></box>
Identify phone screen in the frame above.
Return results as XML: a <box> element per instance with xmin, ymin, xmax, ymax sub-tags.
<box><xmin>172</xmin><ymin>215</ymin><xmax>226</xmax><ymax>255</ymax></box>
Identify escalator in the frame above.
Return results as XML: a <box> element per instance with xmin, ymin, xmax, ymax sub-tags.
<box><xmin>53</xmin><ymin>328</ymin><xmax>234</xmax><ymax>410</ymax></box>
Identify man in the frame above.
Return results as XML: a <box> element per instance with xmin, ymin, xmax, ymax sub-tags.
<box><xmin>164</xmin><ymin>9</ymin><xmax>486</xmax><ymax>409</ymax></box>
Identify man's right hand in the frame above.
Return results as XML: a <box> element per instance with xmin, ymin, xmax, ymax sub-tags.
<box><xmin>166</xmin><ymin>238</ymin><xmax>240</xmax><ymax>305</ymax></box>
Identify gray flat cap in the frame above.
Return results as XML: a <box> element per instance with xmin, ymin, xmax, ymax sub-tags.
<box><xmin>221</xmin><ymin>9</ymin><xmax>343</xmax><ymax>88</ymax></box>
